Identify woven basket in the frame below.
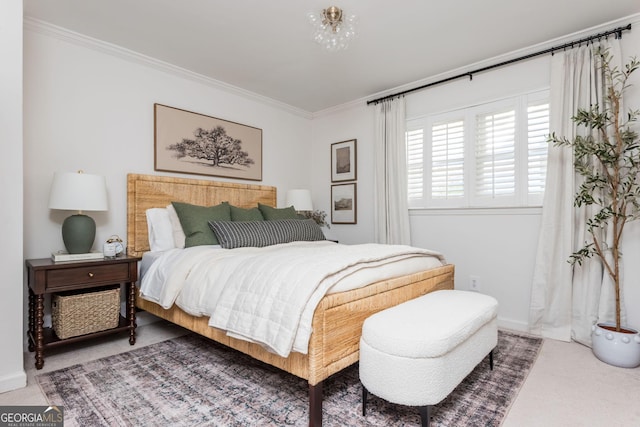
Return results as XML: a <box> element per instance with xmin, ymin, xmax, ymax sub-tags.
<box><xmin>52</xmin><ymin>286</ymin><xmax>121</xmax><ymax>339</ymax></box>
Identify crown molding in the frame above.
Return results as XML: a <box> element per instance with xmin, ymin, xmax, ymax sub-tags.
<box><xmin>23</xmin><ymin>17</ymin><xmax>313</xmax><ymax>120</ymax></box>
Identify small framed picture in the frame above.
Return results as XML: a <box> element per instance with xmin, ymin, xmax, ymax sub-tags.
<box><xmin>331</xmin><ymin>183</ymin><xmax>357</xmax><ymax>224</ymax></box>
<box><xmin>331</xmin><ymin>139</ymin><xmax>357</xmax><ymax>182</ymax></box>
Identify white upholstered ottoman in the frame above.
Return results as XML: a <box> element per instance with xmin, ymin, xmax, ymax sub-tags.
<box><xmin>359</xmin><ymin>289</ymin><xmax>498</xmax><ymax>426</ymax></box>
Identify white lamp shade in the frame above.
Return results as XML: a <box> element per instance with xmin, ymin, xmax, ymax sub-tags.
<box><xmin>285</xmin><ymin>189</ymin><xmax>313</xmax><ymax>211</ymax></box>
<box><xmin>49</xmin><ymin>171</ymin><xmax>108</xmax><ymax>211</ymax></box>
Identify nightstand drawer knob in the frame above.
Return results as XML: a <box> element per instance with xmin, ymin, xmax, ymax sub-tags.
<box><xmin>88</xmin><ymin>272</ymin><xmax>94</xmax><ymax>278</ymax></box>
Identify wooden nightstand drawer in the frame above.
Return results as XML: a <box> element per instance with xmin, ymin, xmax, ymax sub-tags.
<box><xmin>47</xmin><ymin>263</ymin><xmax>130</xmax><ymax>288</ymax></box>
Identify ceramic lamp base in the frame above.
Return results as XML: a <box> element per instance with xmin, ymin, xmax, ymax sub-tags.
<box><xmin>62</xmin><ymin>214</ymin><xmax>96</xmax><ymax>254</ymax></box>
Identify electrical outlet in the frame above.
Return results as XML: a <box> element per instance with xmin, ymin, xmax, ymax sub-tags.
<box><xmin>470</xmin><ymin>275</ymin><xmax>480</xmax><ymax>292</ymax></box>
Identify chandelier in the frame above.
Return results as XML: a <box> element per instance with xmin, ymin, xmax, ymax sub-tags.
<box><xmin>307</xmin><ymin>6</ymin><xmax>357</xmax><ymax>51</ymax></box>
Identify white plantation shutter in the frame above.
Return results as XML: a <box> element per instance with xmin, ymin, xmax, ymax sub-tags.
<box><xmin>405</xmin><ymin>90</ymin><xmax>549</xmax><ymax>208</ymax></box>
<box><xmin>431</xmin><ymin>120</ymin><xmax>464</xmax><ymax>199</ymax></box>
<box><xmin>474</xmin><ymin>110</ymin><xmax>516</xmax><ymax>199</ymax></box>
<box><xmin>406</xmin><ymin>128</ymin><xmax>424</xmax><ymax>202</ymax></box>
<box><xmin>527</xmin><ymin>101</ymin><xmax>550</xmax><ymax>198</ymax></box>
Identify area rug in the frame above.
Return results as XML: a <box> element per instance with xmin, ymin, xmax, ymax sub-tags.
<box><xmin>36</xmin><ymin>330</ymin><xmax>542</xmax><ymax>426</ymax></box>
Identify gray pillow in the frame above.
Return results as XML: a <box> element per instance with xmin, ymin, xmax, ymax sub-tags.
<box><xmin>208</xmin><ymin>219</ymin><xmax>326</xmax><ymax>249</ymax></box>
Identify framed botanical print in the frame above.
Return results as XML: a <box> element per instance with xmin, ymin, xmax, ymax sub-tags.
<box><xmin>331</xmin><ymin>139</ymin><xmax>357</xmax><ymax>182</ymax></box>
<box><xmin>154</xmin><ymin>103</ymin><xmax>263</xmax><ymax>181</ymax></box>
<box><xmin>331</xmin><ymin>183</ymin><xmax>357</xmax><ymax>224</ymax></box>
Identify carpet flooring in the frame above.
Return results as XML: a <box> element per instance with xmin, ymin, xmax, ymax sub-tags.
<box><xmin>36</xmin><ymin>330</ymin><xmax>542</xmax><ymax>426</ymax></box>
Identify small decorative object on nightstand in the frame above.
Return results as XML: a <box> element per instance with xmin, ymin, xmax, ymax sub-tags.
<box><xmin>25</xmin><ymin>255</ymin><xmax>141</xmax><ymax>369</ymax></box>
<box><xmin>103</xmin><ymin>235</ymin><xmax>124</xmax><ymax>259</ymax></box>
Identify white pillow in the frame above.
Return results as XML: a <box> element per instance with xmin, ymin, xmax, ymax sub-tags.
<box><xmin>146</xmin><ymin>208</ymin><xmax>176</xmax><ymax>252</ymax></box>
<box><xmin>166</xmin><ymin>204</ymin><xmax>186</xmax><ymax>249</ymax></box>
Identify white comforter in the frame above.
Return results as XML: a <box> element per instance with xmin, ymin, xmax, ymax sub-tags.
<box><xmin>140</xmin><ymin>241</ymin><xmax>445</xmax><ymax>357</ymax></box>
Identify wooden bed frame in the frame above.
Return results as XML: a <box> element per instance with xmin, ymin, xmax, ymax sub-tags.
<box><xmin>127</xmin><ymin>173</ymin><xmax>455</xmax><ymax>426</ymax></box>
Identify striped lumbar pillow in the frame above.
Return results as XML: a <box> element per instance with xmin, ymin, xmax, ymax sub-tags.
<box><xmin>208</xmin><ymin>219</ymin><xmax>325</xmax><ymax>249</ymax></box>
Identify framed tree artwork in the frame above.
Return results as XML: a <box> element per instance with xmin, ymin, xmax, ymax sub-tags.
<box><xmin>154</xmin><ymin>103</ymin><xmax>262</xmax><ymax>181</ymax></box>
<box><xmin>331</xmin><ymin>139</ymin><xmax>357</xmax><ymax>182</ymax></box>
<box><xmin>331</xmin><ymin>183</ymin><xmax>357</xmax><ymax>224</ymax></box>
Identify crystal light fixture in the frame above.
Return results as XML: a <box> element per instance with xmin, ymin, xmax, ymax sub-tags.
<box><xmin>307</xmin><ymin>6</ymin><xmax>357</xmax><ymax>51</ymax></box>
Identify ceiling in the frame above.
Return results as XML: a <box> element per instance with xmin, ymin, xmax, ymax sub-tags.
<box><xmin>23</xmin><ymin>0</ymin><xmax>640</xmax><ymax>113</ymax></box>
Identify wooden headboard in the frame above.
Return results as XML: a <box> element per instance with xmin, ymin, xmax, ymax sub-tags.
<box><xmin>126</xmin><ymin>174</ymin><xmax>277</xmax><ymax>257</ymax></box>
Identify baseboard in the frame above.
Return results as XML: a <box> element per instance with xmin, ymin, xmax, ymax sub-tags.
<box><xmin>131</xmin><ymin>305</ymin><xmax>533</xmax><ymax>336</ymax></box>
<box><xmin>0</xmin><ymin>370</ymin><xmax>27</xmax><ymax>393</ymax></box>
<box><xmin>120</xmin><ymin>302</ymin><xmax>162</xmax><ymax>327</ymax></box>
<box><xmin>132</xmin><ymin>308</ymin><xmax>532</xmax><ymax>332</ymax></box>
<box><xmin>136</xmin><ymin>311</ymin><xmax>533</xmax><ymax>334</ymax></box>
<box><xmin>497</xmin><ymin>317</ymin><xmax>530</xmax><ymax>333</ymax></box>
<box><xmin>135</xmin><ymin>310</ymin><xmax>163</xmax><ymax>327</ymax></box>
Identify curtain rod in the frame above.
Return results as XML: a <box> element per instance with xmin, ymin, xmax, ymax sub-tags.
<box><xmin>366</xmin><ymin>23</ymin><xmax>632</xmax><ymax>106</ymax></box>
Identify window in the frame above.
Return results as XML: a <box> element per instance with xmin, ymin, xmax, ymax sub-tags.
<box><xmin>406</xmin><ymin>128</ymin><xmax>424</xmax><ymax>201</ymax></box>
<box><xmin>431</xmin><ymin>120</ymin><xmax>464</xmax><ymax>200</ymax></box>
<box><xmin>406</xmin><ymin>90</ymin><xmax>549</xmax><ymax>208</ymax></box>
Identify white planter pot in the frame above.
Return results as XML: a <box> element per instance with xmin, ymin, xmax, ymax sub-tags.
<box><xmin>591</xmin><ymin>322</ymin><xmax>640</xmax><ymax>368</ymax></box>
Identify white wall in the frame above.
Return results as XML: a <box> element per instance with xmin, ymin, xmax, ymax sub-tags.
<box><xmin>404</xmin><ymin>57</ymin><xmax>550</xmax><ymax>331</ymax></box>
<box><xmin>312</xmin><ymin>15</ymin><xmax>640</xmax><ymax>333</ymax></box>
<box><xmin>23</xmin><ymin>23</ymin><xmax>313</xmax><ymax>262</ymax></box>
<box><xmin>309</xmin><ymin>104</ymin><xmax>375</xmax><ymax>243</ymax></box>
<box><xmin>0</xmin><ymin>0</ymin><xmax>27</xmax><ymax>393</ymax></box>
<box><xmin>311</xmin><ymin>57</ymin><xmax>550</xmax><ymax>331</ymax></box>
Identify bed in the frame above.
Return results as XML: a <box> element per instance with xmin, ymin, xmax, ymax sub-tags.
<box><xmin>127</xmin><ymin>173</ymin><xmax>454</xmax><ymax>426</ymax></box>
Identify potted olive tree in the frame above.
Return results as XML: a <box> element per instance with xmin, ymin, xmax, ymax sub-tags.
<box><xmin>550</xmin><ymin>48</ymin><xmax>640</xmax><ymax>368</ymax></box>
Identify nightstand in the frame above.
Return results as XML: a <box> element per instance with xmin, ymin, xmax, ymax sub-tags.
<box><xmin>25</xmin><ymin>255</ymin><xmax>141</xmax><ymax>369</ymax></box>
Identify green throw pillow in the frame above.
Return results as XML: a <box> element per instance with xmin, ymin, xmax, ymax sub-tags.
<box><xmin>171</xmin><ymin>201</ymin><xmax>231</xmax><ymax>247</ymax></box>
<box><xmin>258</xmin><ymin>203</ymin><xmax>299</xmax><ymax>220</ymax></box>
<box><xmin>228</xmin><ymin>203</ymin><xmax>264</xmax><ymax>221</ymax></box>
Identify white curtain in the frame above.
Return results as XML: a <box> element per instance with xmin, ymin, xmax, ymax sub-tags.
<box><xmin>529</xmin><ymin>40</ymin><xmax>625</xmax><ymax>345</ymax></box>
<box><xmin>373</xmin><ymin>97</ymin><xmax>411</xmax><ymax>245</ymax></box>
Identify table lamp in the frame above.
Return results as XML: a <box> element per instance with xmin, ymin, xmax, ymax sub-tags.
<box><xmin>48</xmin><ymin>171</ymin><xmax>108</xmax><ymax>254</ymax></box>
<box><xmin>285</xmin><ymin>189</ymin><xmax>313</xmax><ymax>212</ymax></box>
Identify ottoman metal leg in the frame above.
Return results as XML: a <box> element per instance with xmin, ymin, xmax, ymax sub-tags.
<box><xmin>489</xmin><ymin>349</ymin><xmax>494</xmax><ymax>370</ymax></box>
<box><xmin>418</xmin><ymin>405</ymin><xmax>431</xmax><ymax>427</ymax></box>
<box><xmin>362</xmin><ymin>384</ymin><xmax>368</xmax><ymax>416</ymax></box>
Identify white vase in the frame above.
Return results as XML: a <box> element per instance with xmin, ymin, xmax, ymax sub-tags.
<box><xmin>591</xmin><ymin>322</ymin><xmax>640</xmax><ymax>368</ymax></box>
